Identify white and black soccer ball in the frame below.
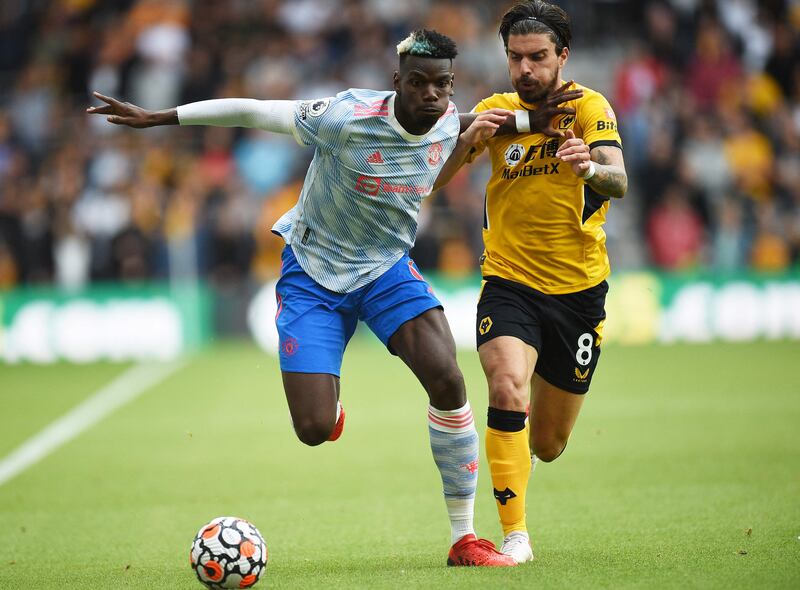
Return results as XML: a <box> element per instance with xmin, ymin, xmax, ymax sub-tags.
<box><xmin>190</xmin><ymin>516</ymin><xmax>267</xmax><ymax>589</ymax></box>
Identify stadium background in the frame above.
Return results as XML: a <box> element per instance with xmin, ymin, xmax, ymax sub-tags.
<box><xmin>1</xmin><ymin>0</ymin><xmax>799</xmax><ymax>358</ymax></box>
<box><xmin>0</xmin><ymin>1</ymin><xmax>798</xmax><ymax>589</ymax></box>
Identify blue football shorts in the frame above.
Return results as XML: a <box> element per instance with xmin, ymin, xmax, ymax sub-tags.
<box><xmin>274</xmin><ymin>245</ymin><xmax>443</xmax><ymax>375</ymax></box>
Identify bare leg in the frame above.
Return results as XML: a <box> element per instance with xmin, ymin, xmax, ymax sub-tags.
<box><xmin>478</xmin><ymin>335</ymin><xmax>537</xmax><ymax>412</ymax></box>
<box><xmin>389</xmin><ymin>308</ymin><xmax>465</xmax><ymax>410</ymax></box>
<box><xmin>528</xmin><ymin>374</ymin><xmax>585</xmax><ymax>462</ymax></box>
<box><xmin>282</xmin><ymin>372</ymin><xmax>339</xmax><ymax>446</ymax></box>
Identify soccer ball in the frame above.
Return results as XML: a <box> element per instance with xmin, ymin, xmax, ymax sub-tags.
<box><xmin>190</xmin><ymin>516</ymin><xmax>267</xmax><ymax>589</ymax></box>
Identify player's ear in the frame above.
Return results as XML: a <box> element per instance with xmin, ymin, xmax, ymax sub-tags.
<box><xmin>393</xmin><ymin>71</ymin><xmax>400</xmax><ymax>93</ymax></box>
<box><xmin>558</xmin><ymin>46</ymin><xmax>569</xmax><ymax>68</ymax></box>
<box><xmin>449</xmin><ymin>73</ymin><xmax>455</xmax><ymax>97</ymax></box>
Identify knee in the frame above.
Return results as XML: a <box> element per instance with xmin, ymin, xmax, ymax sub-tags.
<box><xmin>488</xmin><ymin>372</ymin><xmax>528</xmax><ymax>411</ymax></box>
<box><xmin>530</xmin><ymin>433</ymin><xmax>568</xmax><ymax>463</ymax></box>
<box><xmin>426</xmin><ymin>365</ymin><xmax>466</xmax><ymax>409</ymax></box>
<box><xmin>292</xmin><ymin>418</ymin><xmax>333</xmax><ymax>447</ymax></box>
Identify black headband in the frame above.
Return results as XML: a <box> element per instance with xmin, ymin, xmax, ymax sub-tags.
<box><xmin>517</xmin><ymin>16</ymin><xmax>567</xmax><ymax>49</ymax></box>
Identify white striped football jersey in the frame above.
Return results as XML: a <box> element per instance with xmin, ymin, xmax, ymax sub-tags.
<box><xmin>272</xmin><ymin>88</ymin><xmax>459</xmax><ymax>293</ymax></box>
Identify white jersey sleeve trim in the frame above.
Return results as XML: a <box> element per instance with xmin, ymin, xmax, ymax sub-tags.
<box><xmin>176</xmin><ymin>99</ymin><xmax>299</xmax><ymax>138</ymax></box>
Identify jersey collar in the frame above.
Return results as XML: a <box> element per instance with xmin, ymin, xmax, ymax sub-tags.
<box><xmin>388</xmin><ymin>92</ymin><xmax>442</xmax><ymax>142</ymax></box>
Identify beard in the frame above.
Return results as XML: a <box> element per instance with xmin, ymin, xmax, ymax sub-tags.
<box><xmin>514</xmin><ymin>68</ymin><xmax>560</xmax><ymax>104</ymax></box>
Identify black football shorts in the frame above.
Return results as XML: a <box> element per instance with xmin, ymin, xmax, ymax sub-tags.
<box><xmin>476</xmin><ymin>276</ymin><xmax>608</xmax><ymax>394</ymax></box>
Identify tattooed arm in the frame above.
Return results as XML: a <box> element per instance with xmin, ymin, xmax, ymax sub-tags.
<box><xmin>586</xmin><ymin>145</ymin><xmax>627</xmax><ymax>198</ymax></box>
<box><xmin>555</xmin><ymin>130</ymin><xmax>627</xmax><ymax>198</ymax></box>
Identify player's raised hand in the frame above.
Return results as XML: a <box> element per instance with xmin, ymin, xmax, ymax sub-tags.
<box><xmin>86</xmin><ymin>92</ymin><xmax>177</xmax><ymax>128</ymax></box>
<box><xmin>556</xmin><ymin>129</ymin><xmax>592</xmax><ymax>176</ymax></box>
<box><xmin>462</xmin><ymin>108</ymin><xmax>515</xmax><ymax>146</ymax></box>
<box><xmin>529</xmin><ymin>80</ymin><xmax>583</xmax><ymax>138</ymax></box>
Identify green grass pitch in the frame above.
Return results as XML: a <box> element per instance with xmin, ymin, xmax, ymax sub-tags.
<box><xmin>0</xmin><ymin>339</ymin><xmax>798</xmax><ymax>589</ymax></box>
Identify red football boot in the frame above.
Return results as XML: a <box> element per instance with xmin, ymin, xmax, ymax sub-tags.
<box><xmin>447</xmin><ymin>534</ymin><xmax>517</xmax><ymax>567</ymax></box>
<box><xmin>327</xmin><ymin>402</ymin><xmax>345</xmax><ymax>442</ymax></box>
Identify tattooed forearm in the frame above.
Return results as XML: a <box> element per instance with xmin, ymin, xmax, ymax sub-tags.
<box><xmin>587</xmin><ymin>146</ymin><xmax>627</xmax><ymax>198</ymax></box>
<box><xmin>587</xmin><ymin>166</ymin><xmax>627</xmax><ymax>197</ymax></box>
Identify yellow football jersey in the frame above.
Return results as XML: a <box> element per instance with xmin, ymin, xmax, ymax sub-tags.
<box><xmin>469</xmin><ymin>82</ymin><xmax>622</xmax><ymax>295</ymax></box>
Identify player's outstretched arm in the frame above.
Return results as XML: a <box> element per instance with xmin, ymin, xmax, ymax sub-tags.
<box><xmin>86</xmin><ymin>92</ymin><xmax>178</xmax><ymax>127</ymax></box>
<box><xmin>434</xmin><ymin>108</ymin><xmax>513</xmax><ymax>192</ymax></box>
<box><xmin>457</xmin><ymin>81</ymin><xmax>583</xmax><ymax>137</ymax></box>
<box><xmin>87</xmin><ymin>91</ymin><xmax>297</xmax><ymax>134</ymax></box>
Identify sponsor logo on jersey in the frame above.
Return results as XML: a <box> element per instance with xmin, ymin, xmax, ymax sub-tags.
<box><xmin>427</xmin><ymin>142</ymin><xmax>443</xmax><ymax>166</ymax></box>
<box><xmin>504</xmin><ymin>143</ymin><xmax>525</xmax><ymax>167</ymax></box>
<box><xmin>355</xmin><ymin>175</ymin><xmax>382</xmax><ymax>196</ymax></box>
<box><xmin>366</xmin><ymin>150</ymin><xmax>385</xmax><ymax>164</ymax></box>
<box><xmin>597</xmin><ymin>120</ymin><xmax>617</xmax><ymax>131</ymax></box>
<box><xmin>558</xmin><ymin>114</ymin><xmax>575</xmax><ymax>129</ymax></box>
<box><xmin>355</xmin><ymin>175</ymin><xmax>431</xmax><ymax>197</ymax></box>
<box><xmin>308</xmin><ymin>99</ymin><xmax>330</xmax><ymax>117</ymax></box>
<box><xmin>522</xmin><ymin>139</ymin><xmax>559</xmax><ymax>163</ymax></box>
<box><xmin>501</xmin><ymin>162</ymin><xmax>560</xmax><ymax>180</ymax></box>
<box><xmin>479</xmin><ymin>316</ymin><xmax>493</xmax><ymax>335</ymax></box>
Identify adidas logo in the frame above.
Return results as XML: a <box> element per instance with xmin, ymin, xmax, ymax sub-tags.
<box><xmin>366</xmin><ymin>151</ymin><xmax>385</xmax><ymax>164</ymax></box>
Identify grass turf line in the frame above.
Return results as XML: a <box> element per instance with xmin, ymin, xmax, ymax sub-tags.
<box><xmin>0</xmin><ymin>340</ymin><xmax>798</xmax><ymax>588</ymax></box>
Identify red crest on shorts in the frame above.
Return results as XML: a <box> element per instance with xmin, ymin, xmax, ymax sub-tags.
<box><xmin>281</xmin><ymin>337</ymin><xmax>299</xmax><ymax>356</ymax></box>
<box><xmin>428</xmin><ymin>143</ymin><xmax>443</xmax><ymax>166</ymax></box>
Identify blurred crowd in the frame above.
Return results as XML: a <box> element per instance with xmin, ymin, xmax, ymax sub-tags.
<box><xmin>0</xmin><ymin>0</ymin><xmax>798</xmax><ymax>292</ymax></box>
<box><xmin>622</xmin><ymin>0</ymin><xmax>800</xmax><ymax>273</ymax></box>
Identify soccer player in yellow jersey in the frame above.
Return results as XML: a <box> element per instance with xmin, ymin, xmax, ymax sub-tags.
<box><xmin>437</xmin><ymin>0</ymin><xmax>628</xmax><ymax>563</ymax></box>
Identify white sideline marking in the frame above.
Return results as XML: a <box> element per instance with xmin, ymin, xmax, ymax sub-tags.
<box><xmin>0</xmin><ymin>361</ymin><xmax>185</xmax><ymax>487</ymax></box>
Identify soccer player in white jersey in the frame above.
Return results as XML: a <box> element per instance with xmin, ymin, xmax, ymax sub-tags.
<box><xmin>88</xmin><ymin>29</ymin><xmax>523</xmax><ymax>566</ymax></box>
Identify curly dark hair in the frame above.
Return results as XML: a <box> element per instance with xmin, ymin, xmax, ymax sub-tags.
<box><xmin>396</xmin><ymin>29</ymin><xmax>458</xmax><ymax>62</ymax></box>
<box><xmin>499</xmin><ymin>1</ymin><xmax>572</xmax><ymax>54</ymax></box>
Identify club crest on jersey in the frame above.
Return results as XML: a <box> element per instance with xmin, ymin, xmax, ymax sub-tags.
<box><xmin>558</xmin><ymin>114</ymin><xmax>575</xmax><ymax>129</ymax></box>
<box><xmin>428</xmin><ymin>142</ymin><xmax>443</xmax><ymax>166</ymax></box>
<box><xmin>504</xmin><ymin>143</ymin><xmax>525</xmax><ymax>167</ymax></box>
<box><xmin>308</xmin><ymin>99</ymin><xmax>330</xmax><ymax>117</ymax></box>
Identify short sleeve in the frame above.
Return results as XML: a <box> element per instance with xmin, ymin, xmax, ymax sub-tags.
<box><xmin>292</xmin><ymin>94</ymin><xmax>353</xmax><ymax>153</ymax></box>
<box><xmin>577</xmin><ymin>92</ymin><xmax>622</xmax><ymax>151</ymax></box>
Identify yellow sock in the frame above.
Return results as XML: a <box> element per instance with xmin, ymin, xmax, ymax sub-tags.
<box><xmin>486</xmin><ymin>408</ymin><xmax>531</xmax><ymax>536</ymax></box>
